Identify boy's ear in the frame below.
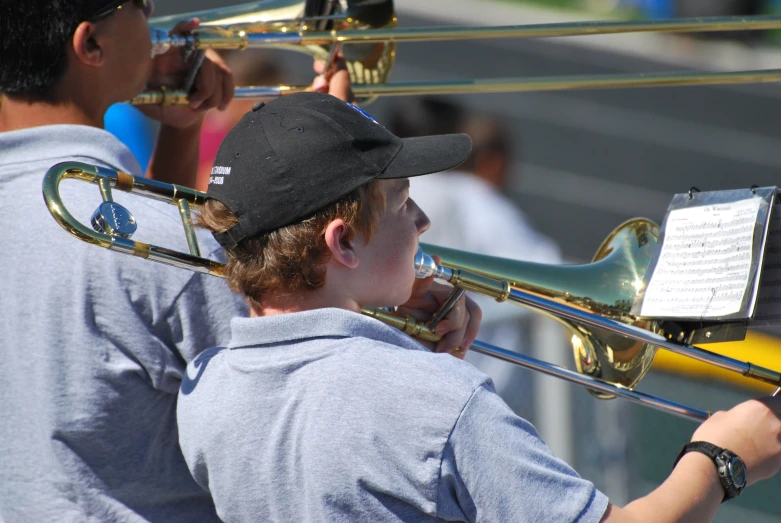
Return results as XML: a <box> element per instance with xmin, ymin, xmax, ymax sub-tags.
<box><xmin>324</xmin><ymin>219</ymin><xmax>359</xmax><ymax>269</ymax></box>
<box><xmin>71</xmin><ymin>22</ymin><xmax>105</xmax><ymax>67</ymax></box>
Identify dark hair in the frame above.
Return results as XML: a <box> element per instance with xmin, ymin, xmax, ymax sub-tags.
<box><xmin>0</xmin><ymin>1</ymin><xmax>91</xmax><ymax>102</ymax></box>
<box><xmin>458</xmin><ymin>115</ymin><xmax>513</xmax><ymax>173</ymax></box>
<box><xmin>386</xmin><ymin>97</ymin><xmax>466</xmax><ymax>138</ymax></box>
<box><xmin>387</xmin><ymin>96</ymin><xmax>513</xmax><ymax>183</ymax></box>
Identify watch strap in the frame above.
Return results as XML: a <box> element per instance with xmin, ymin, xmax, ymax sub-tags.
<box><xmin>673</xmin><ymin>441</ymin><xmax>742</xmax><ymax>502</ymax></box>
<box><xmin>674</xmin><ymin>441</ymin><xmax>721</xmax><ymax>467</ymax></box>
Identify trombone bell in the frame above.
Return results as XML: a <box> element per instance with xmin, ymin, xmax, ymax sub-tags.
<box><xmin>149</xmin><ymin>0</ymin><xmax>397</xmax><ymax>102</ymax></box>
<box><xmin>422</xmin><ymin>219</ymin><xmax>661</xmax><ymax>398</ymax></box>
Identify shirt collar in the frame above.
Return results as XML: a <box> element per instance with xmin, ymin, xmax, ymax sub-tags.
<box><xmin>228</xmin><ymin>308</ymin><xmax>429</xmax><ymax>353</ymax></box>
<box><xmin>0</xmin><ymin>124</ymin><xmax>142</xmax><ymax>175</ymax></box>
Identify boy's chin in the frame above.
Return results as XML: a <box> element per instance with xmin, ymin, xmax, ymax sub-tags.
<box><xmin>391</xmin><ymin>289</ymin><xmax>416</xmax><ymax>308</ymax></box>
<box><xmin>364</xmin><ymin>292</ymin><xmax>414</xmax><ymax>311</ymax></box>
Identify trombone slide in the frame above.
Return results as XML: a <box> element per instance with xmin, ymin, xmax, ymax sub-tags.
<box><xmin>130</xmin><ymin>69</ymin><xmax>781</xmax><ymax>105</ymax></box>
<box><xmin>149</xmin><ymin>15</ymin><xmax>781</xmax><ymax>53</ymax></box>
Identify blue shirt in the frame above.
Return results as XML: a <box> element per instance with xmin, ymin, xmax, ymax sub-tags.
<box><xmin>178</xmin><ymin>308</ymin><xmax>609</xmax><ymax>522</ymax></box>
<box><xmin>0</xmin><ymin>125</ymin><xmax>248</xmax><ymax>522</ymax></box>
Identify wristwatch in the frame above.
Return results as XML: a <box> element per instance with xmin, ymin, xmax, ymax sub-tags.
<box><xmin>673</xmin><ymin>441</ymin><xmax>747</xmax><ymax>502</ymax></box>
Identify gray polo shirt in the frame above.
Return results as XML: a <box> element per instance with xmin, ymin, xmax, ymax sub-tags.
<box><xmin>0</xmin><ymin>125</ymin><xmax>248</xmax><ymax>522</ymax></box>
<box><xmin>178</xmin><ymin>308</ymin><xmax>609</xmax><ymax>522</ymax></box>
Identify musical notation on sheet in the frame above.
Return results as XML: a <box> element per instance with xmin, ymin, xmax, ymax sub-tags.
<box><xmin>640</xmin><ymin>198</ymin><xmax>762</xmax><ymax>318</ymax></box>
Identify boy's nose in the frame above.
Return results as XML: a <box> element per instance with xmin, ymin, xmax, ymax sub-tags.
<box><xmin>417</xmin><ymin>210</ymin><xmax>431</xmax><ymax>235</ymax></box>
<box><xmin>408</xmin><ymin>198</ymin><xmax>430</xmax><ymax>234</ymax></box>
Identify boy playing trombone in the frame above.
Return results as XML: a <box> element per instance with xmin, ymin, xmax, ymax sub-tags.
<box><xmin>178</xmin><ymin>92</ymin><xmax>781</xmax><ymax>523</ymax></box>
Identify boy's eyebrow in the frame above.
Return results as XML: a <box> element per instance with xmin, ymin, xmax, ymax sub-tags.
<box><xmin>398</xmin><ymin>179</ymin><xmax>410</xmax><ymax>200</ymax></box>
<box><xmin>385</xmin><ymin>179</ymin><xmax>409</xmax><ymax>201</ymax></box>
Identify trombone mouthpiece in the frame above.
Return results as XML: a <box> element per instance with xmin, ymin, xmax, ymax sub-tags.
<box><xmin>150</xmin><ymin>27</ymin><xmax>190</xmax><ymax>58</ymax></box>
<box><xmin>414</xmin><ymin>247</ymin><xmax>437</xmax><ymax>279</ymax></box>
<box><xmin>414</xmin><ymin>247</ymin><xmax>453</xmax><ymax>281</ymax></box>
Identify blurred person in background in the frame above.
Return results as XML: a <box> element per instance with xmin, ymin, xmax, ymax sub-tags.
<box><xmin>387</xmin><ymin>96</ymin><xmax>561</xmax><ymax>416</ymax></box>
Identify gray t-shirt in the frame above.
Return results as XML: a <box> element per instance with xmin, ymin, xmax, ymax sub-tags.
<box><xmin>0</xmin><ymin>125</ymin><xmax>248</xmax><ymax>522</ymax></box>
<box><xmin>178</xmin><ymin>308</ymin><xmax>609</xmax><ymax>522</ymax></box>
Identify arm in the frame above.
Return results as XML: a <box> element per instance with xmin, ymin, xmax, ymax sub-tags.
<box><xmin>440</xmin><ymin>384</ymin><xmax>610</xmax><ymax>522</ymax></box>
<box><xmin>146</xmin><ymin>122</ymin><xmax>202</xmax><ymax>186</ymax></box>
<box><xmin>442</xmin><ymin>387</ymin><xmax>781</xmax><ymax>523</ymax></box>
<box><xmin>603</xmin><ymin>397</ymin><xmax>781</xmax><ymax>523</ymax></box>
<box><xmin>139</xmin><ymin>20</ymin><xmax>233</xmax><ymax>185</ymax></box>
<box><xmin>601</xmin><ymin>453</ymin><xmax>722</xmax><ymax>523</ymax></box>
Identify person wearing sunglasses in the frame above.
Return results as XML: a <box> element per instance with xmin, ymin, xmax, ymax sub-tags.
<box><xmin>91</xmin><ymin>0</ymin><xmax>156</xmax><ymax>21</ymax></box>
<box><xmin>0</xmin><ymin>1</ymin><xmax>347</xmax><ymax>521</ymax></box>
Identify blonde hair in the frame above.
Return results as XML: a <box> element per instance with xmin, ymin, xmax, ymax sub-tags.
<box><xmin>197</xmin><ymin>180</ymin><xmax>385</xmax><ymax>311</ymax></box>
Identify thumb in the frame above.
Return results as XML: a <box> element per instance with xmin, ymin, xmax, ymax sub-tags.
<box><xmin>311</xmin><ymin>75</ymin><xmax>328</xmax><ymax>93</ymax></box>
<box><xmin>169</xmin><ymin>18</ymin><xmax>200</xmax><ymax>36</ymax></box>
<box><xmin>327</xmin><ymin>67</ymin><xmax>353</xmax><ymax>103</ymax></box>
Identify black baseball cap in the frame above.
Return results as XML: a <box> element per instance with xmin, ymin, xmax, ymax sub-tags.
<box><xmin>207</xmin><ymin>92</ymin><xmax>472</xmax><ymax>249</ymax></box>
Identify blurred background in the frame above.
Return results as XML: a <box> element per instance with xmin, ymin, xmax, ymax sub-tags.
<box><xmin>110</xmin><ymin>1</ymin><xmax>781</xmax><ymax>520</ymax></box>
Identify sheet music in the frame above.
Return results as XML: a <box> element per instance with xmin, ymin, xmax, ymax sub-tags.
<box><xmin>640</xmin><ymin>197</ymin><xmax>762</xmax><ymax>318</ymax></box>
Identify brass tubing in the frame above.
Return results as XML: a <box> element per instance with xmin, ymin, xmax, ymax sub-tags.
<box><xmin>426</xmin><ymin>288</ymin><xmax>468</xmax><ymax>330</ymax></box>
<box><xmin>98</xmin><ymin>177</ymin><xmax>113</xmax><ymax>203</ymax></box>
<box><xmin>43</xmin><ymin>162</ymin><xmax>217</xmax><ymax>273</ymax></box>
<box><xmin>360</xmin><ymin>308</ymin><xmax>710</xmax><ymax>421</ymax></box>
<box><xmin>296</xmin><ymin>15</ymin><xmax>781</xmax><ymax>44</ymax></box>
<box><xmin>129</xmin><ymin>87</ymin><xmax>190</xmax><ymax>107</ymax></box>
<box><xmin>365</xmin><ymin>308</ymin><xmax>710</xmax><ymax>421</ymax></box>
<box><xmin>407</xmin><ymin>250</ymin><xmax>781</xmax><ymax>390</ymax></box>
<box><xmin>469</xmin><ymin>340</ymin><xmax>710</xmax><ymax>422</ymax></box>
<box><xmin>109</xmin><ymin>237</ymin><xmax>151</xmax><ymax>259</ymax></box>
<box><xmin>746</xmin><ymin>364</ymin><xmax>781</xmax><ymax>386</ymax></box>
<box><xmin>115</xmin><ymin>170</ymin><xmax>135</xmax><ymax>192</ymax></box>
<box><xmin>504</xmin><ymin>288</ymin><xmax>781</xmax><ymax>388</ymax></box>
<box><xmin>125</xmin><ymin>177</ymin><xmax>206</xmax><ymax>205</ymax></box>
<box><xmin>448</xmin><ymin>268</ymin><xmax>510</xmax><ymax>302</ymax></box>
<box><xmin>43</xmin><ymin>163</ymin><xmax>113</xmax><ymax>250</ymax></box>
<box><xmin>360</xmin><ymin>308</ymin><xmax>441</xmax><ymax>343</ymax></box>
<box><xmin>338</xmin><ymin>70</ymin><xmax>781</xmax><ymax>96</ymax></box>
<box><xmin>146</xmin><ymin>247</ymin><xmax>225</xmax><ymax>276</ymax></box>
<box><xmin>130</xmin><ymin>69</ymin><xmax>781</xmax><ymax>105</ymax></box>
<box><xmin>177</xmin><ymin>199</ymin><xmax>201</xmax><ymax>258</ymax></box>
<box><xmin>155</xmin><ymin>15</ymin><xmax>781</xmax><ymax>51</ymax></box>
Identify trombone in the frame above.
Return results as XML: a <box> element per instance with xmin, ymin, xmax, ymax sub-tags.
<box><xmin>42</xmin><ymin>161</ymin><xmax>781</xmax><ymax>423</ymax></box>
<box><xmin>130</xmin><ymin>0</ymin><xmax>781</xmax><ymax>105</ymax></box>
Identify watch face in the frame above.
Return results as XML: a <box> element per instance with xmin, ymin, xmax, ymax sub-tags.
<box><xmin>728</xmin><ymin>456</ymin><xmax>747</xmax><ymax>489</ymax></box>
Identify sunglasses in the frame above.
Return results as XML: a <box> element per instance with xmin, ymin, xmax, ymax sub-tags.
<box><xmin>90</xmin><ymin>0</ymin><xmax>154</xmax><ymax>21</ymax></box>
